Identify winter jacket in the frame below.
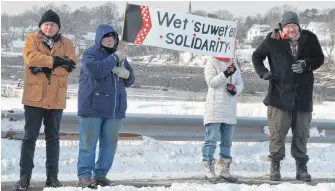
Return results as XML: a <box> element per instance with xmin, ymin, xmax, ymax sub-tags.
<box><xmin>22</xmin><ymin>32</ymin><xmax>77</xmax><ymax>109</ymax></box>
<box><xmin>78</xmin><ymin>24</ymin><xmax>135</xmax><ymax>118</ymax></box>
<box><xmin>252</xmin><ymin>29</ymin><xmax>324</xmax><ymax>112</ymax></box>
<box><xmin>203</xmin><ymin>58</ymin><xmax>244</xmax><ymax>125</ymax></box>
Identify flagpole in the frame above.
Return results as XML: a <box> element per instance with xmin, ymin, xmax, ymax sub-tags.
<box><xmin>230</xmin><ymin>20</ymin><xmax>238</xmax><ymax>84</ymax></box>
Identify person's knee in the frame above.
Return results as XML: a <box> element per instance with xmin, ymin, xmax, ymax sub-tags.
<box><xmin>293</xmin><ymin>129</ymin><xmax>310</xmax><ymax>144</ymax></box>
<box><xmin>270</xmin><ymin>122</ymin><xmax>288</xmax><ymax>144</ymax></box>
<box><xmin>80</xmin><ymin>133</ymin><xmax>98</xmax><ymax>151</ymax></box>
<box><xmin>207</xmin><ymin>130</ymin><xmax>220</xmax><ymax>142</ymax></box>
<box><xmin>45</xmin><ymin>133</ymin><xmax>60</xmax><ymax>142</ymax></box>
<box><xmin>205</xmin><ymin>140</ymin><xmax>217</xmax><ymax>148</ymax></box>
<box><xmin>22</xmin><ymin>135</ymin><xmax>38</xmax><ymax>144</ymax></box>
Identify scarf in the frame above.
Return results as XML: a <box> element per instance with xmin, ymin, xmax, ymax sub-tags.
<box><xmin>38</xmin><ymin>30</ymin><xmax>62</xmax><ymax>50</ymax></box>
<box><xmin>271</xmin><ymin>29</ymin><xmax>301</xmax><ymax>57</ymax></box>
<box><xmin>101</xmin><ymin>45</ymin><xmax>116</xmax><ymax>54</ymax></box>
<box><xmin>289</xmin><ymin>32</ymin><xmax>301</xmax><ymax>57</ymax></box>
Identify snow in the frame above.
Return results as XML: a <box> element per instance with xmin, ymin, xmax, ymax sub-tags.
<box><xmin>1</xmin><ymin>119</ymin><xmax>27</xmax><ymax>132</ymax></box>
<box><xmin>12</xmin><ymin>40</ymin><xmax>25</xmax><ymax>48</ymax></box>
<box><xmin>82</xmin><ymin>32</ymin><xmax>96</xmax><ymax>41</ymax></box>
<box><xmin>128</xmin><ymin>50</ymin><xmax>252</xmax><ymax>69</ymax></box>
<box><xmin>1</xmin><ymin>52</ymin><xmax>23</xmax><ymax>57</ymax></box>
<box><xmin>42</xmin><ymin>183</ymin><xmax>335</xmax><ymax>191</ymax></box>
<box><xmin>128</xmin><ymin>52</ymin><xmax>210</xmax><ymax>68</ymax></box>
<box><xmin>2</xmin><ymin>138</ymin><xmax>335</xmax><ymax>188</ymax></box>
<box><xmin>64</xmin><ymin>34</ymin><xmax>76</xmax><ymax>41</ymax></box>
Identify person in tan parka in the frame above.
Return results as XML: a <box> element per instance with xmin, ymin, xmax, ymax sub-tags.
<box><xmin>13</xmin><ymin>9</ymin><xmax>77</xmax><ymax>191</ymax></box>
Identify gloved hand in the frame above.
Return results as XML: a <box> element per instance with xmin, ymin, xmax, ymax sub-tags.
<box><xmin>261</xmin><ymin>71</ymin><xmax>273</xmax><ymax>80</ymax></box>
<box><xmin>53</xmin><ymin>56</ymin><xmax>76</xmax><ymax>72</ymax></box>
<box><xmin>112</xmin><ymin>49</ymin><xmax>126</xmax><ymax>63</ymax></box>
<box><xmin>112</xmin><ymin>62</ymin><xmax>130</xmax><ymax>79</ymax></box>
<box><xmin>292</xmin><ymin>60</ymin><xmax>309</xmax><ymax>73</ymax></box>
<box><xmin>226</xmin><ymin>84</ymin><xmax>237</xmax><ymax>96</ymax></box>
<box><xmin>30</xmin><ymin>67</ymin><xmax>52</xmax><ymax>75</ymax></box>
<box><xmin>30</xmin><ymin>67</ymin><xmax>53</xmax><ymax>84</ymax></box>
<box><xmin>223</xmin><ymin>63</ymin><xmax>236</xmax><ymax>78</ymax></box>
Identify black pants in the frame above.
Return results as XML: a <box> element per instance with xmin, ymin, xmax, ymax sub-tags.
<box><xmin>20</xmin><ymin>105</ymin><xmax>63</xmax><ymax>178</ymax></box>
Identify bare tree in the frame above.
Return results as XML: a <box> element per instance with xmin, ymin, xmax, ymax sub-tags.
<box><xmin>192</xmin><ymin>10</ymin><xmax>207</xmax><ymax>17</ymax></box>
<box><xmin>299</xmin><ymin>8</ymin><xmax>321</xmax><ymax>23</ymax></box>
<box><xmin>245</xmin><ymin>16</ymin><xmax>259</xmax><ymax>30</ymax></box>
<box><xmin>91</xmin><ymin>2</ymin><xmax>119</xmax><ymax>27</ymax></box>
<box><xmin>1</xmin><ymin>14</ymin><xmax>11</xmax><ymax>48</ymax></box>
<box><xmin>324</xmin><ymin>33</ymin><xmax>335</xmax><ymax>65</ymax></box>
<box><xmin>58</xmin><ymin>4</ymin><xmax>75</xmax><ymax>34</ymax></box>
<box><xmin>1</xmin><ymin>13</ymin><xmax>10</xmax><ymax>33</ymax></box>
<box><xmin>72</xmin><ymin>6</ymin><xmax>94</xmax><ymax>33</ymax></box>
<box><xmin>236</xmin><ymin>17</ymin><xmax>247</xmax><ymax>39</ymax></box>
<box><xmin>10</xmin><ymin>11</ymin><xmax>38</xmax><ymax>40</ymax></box>
<box><xmin>214</xmin><ymin>9</ymin><xmax>234</xmax><ymax>20</ymax></box>
<box><xmin>324</xmin><ymin>8</ymin><xmax>335</xmax><ymax>66</ymax></box>
<box><xmin>256</xmin><ymin>14</ymin><xmax>264</xmax><ymax>24</ymax></box>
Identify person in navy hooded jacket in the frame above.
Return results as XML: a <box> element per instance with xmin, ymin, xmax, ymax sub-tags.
<box><xmin>76</xmin><ymin>24</ymin><xmax>135</xmax><ymax>188</ymax></box>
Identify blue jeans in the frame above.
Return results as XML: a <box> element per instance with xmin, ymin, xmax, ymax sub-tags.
<box><xmin>77</xmin><ymin>117</ymin><xmax>122</xmax><ymax>179</ymax></box>
<box><xmin>202</xmin><ymin>123</ymin><xmax>235</xmax><ymax>161</ymax></box>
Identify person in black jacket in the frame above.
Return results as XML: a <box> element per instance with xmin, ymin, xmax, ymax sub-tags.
<box><xmin>252</xmin><ymin>11</ymin><xmax>324</xmax><ymax>182</ymax></box>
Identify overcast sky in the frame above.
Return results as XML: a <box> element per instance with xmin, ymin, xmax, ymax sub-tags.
<box><xmin>2</xmin><ymin>1</ymin><xmax>335</xmax><ymax>17</ymax></box>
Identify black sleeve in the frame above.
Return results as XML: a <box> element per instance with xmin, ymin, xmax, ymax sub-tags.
<box><xmin>252</xmin><ymin>33</ymin><xmax>271</xmax><ymax>78</ymax></box>
<box><xmin>304</xmin><ymin>33</ymin><xmax>324</xmax><ymax>71</ymax></box>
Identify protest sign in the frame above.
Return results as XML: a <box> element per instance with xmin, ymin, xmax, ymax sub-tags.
<box><xmin>122</xmin><ymin>3</ymin><xmax>237</xmax><ymax>57</ymax></box>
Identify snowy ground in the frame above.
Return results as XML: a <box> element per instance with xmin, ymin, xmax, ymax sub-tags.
<box><xmin>41</xmin><ymin>183</ymin><xmax>335</xmax><ymax>191</ymax></box>
<box><xmin>1</xmin><ymin>52</ymin><xmax>23</xmax><ymax>57</ymax></box>
<box><xmin>2</xmin><ymin>138</ymin><xmax>335</xmax><ymax>190</ymax></box>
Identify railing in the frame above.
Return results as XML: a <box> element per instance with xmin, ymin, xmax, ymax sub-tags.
<box><xmin>2</xmin><ymin>110</ymin><xmax>335</xmax><ymax>143</ymax></box>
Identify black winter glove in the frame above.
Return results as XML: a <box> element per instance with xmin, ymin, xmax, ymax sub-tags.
<box><xmin>30</xmin><ymin>67</ymin><xmax>52</xmax><ymax>75</ymax></box>
<box><xmin>223</xmin><ymin>63</ymin><xmax>237</xmax><ymax>78</ymax></box>
<box><xmin>261</xmin><ymin>71</ymin><xmax>273</xmax><ymax>80</ymax></box>
<box><xmin>53</xmin><ymin>56</ymin><xmax>76</xmax><ymax>73</ymax></box>
<box><xmin>226</xmin><ymin>84</ymin><xmax>237</xmax><ymax>96</ymax></box>
<box><xmin>30</xmin><ymin>67</ymin><xmax>53</xmax><ymax>84</ymax></box>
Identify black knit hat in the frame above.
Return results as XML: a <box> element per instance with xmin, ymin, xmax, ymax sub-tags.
<box><xmin>39</xmin><ymin>10</ymin><xmax>61</xmax><ymax>28</ymax></box>
<box><xmin>281</xmin><ymin>11</ymin><xmax>299</xmax><ymax>27</ymax></box>
<box><xmin>103</xmin><ymin>32</ymin><xmax>116</xmax><ymax>39</ymax></box>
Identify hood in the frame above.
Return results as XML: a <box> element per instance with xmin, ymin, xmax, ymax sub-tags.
<box><xmin>95</xmin><ymin>24</ymin><xmax>118</xmax><ymax>49</ymax></box>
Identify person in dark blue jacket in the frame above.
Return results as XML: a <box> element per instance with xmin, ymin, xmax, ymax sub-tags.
<box><xmin>77</xmin><ymin>24</ymin><xmax>135</xmax><ymax>188</ymax></box>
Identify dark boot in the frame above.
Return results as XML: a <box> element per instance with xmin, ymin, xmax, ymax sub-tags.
<box><xmin>296</xmin><ymin>161</ymin><xmax>311</xmax><ymax>182</ymax></box>
<box><xmin>93</xmin><ymin>177</ymin><xmax>115</xmax><ymax>187</ymax></box>
<box><xmin>78</xmin><ymin>177</ymin><xmax>97</xmax><ymax>189</ymax></box>
<box><xmin>270</xmin><ymin>159</ymin><xmax>281</xmax><ymax>181</ymax></box>
<box><xmin>45</xmin><ymin>176</ymin><xmax>63</xmax><ymax>188</ymax></box>
<box><xmin>12</xmin><ymin>175</ymin><xmax>30</xmax><ymax>191</ymax></box>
